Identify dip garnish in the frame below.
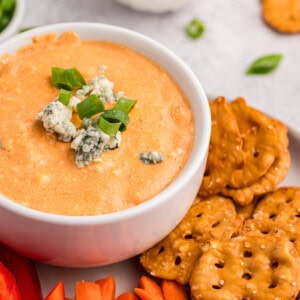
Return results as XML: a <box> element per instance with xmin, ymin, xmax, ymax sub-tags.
<box><xmin>139</xmin><ymin>151</ymin><xmax>164</xmax><ymax>165</ymax></box>
<box><xmin>77</xmin><ymin>94</ymin><xmax>105</xmax><ymax>119</ymax></box>
<box><xmin>37</xmin><ymin>67</ymin><xmax>137</xmax><ymax>167</ymax></box>
<box><xmin>58</xmin><ymin>89</ymin><xmax>71</xmax><ymax>106</ymax></box>
<box><xmin>51</xmin><ymin>67</ymin><xmax>86</xmax><ymax>90</ymax></box>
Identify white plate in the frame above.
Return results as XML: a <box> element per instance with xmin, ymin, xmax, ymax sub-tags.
<box><xmin>36</xmin><ymin>128</ymin><xmax>300</xmax><ymax>297</ymax></box>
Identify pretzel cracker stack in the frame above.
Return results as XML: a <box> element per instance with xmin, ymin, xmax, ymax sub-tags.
<box><xmin>140</xmin><ymin>97</ymin><xmax>300</xmax><ymax>299</ymax></box>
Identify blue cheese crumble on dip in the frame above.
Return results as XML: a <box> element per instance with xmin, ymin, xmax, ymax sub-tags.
<box><xmin>37</xmin><ymin>66</ymin><xmax>131</xmax><ymax>167</ymax></box>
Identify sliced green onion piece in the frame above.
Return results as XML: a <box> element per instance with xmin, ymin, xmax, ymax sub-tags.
<box><xmin>101</xmin><ymin>109</ymin><xmax>129</xmax><ymax>131</ymax></box>
<box><xmin>65</xmin><ymin>68</ymin><xmax>86</xmax><ymax>88</ymax></box>
<box><xmin>246</xmin><ymin>54</ymin><xmax>283</xmax><ymax>75</ymax></box>
<box><xmin>98</xmin><ymin>116</ymin><xmax>122</xmax><ymax>135</ymax></box>
<box><xmin>51</xmin><ymin>67</ymin><xmax>72</xmax><ymax>90</ymax></box>
<box><xmin>51</xmin><ymin>67</ymin><xmax>86</xmax><ymax>90</ymax></box>
<box><xmin>77</xmin><ymin>95</ymin><xmax>105</xmax><ymax>119</ymax></box>
<box><xmin>113</xmin><ymin>97</ymin><xmax>137</xmax><ymax>114</ymax></box>
<box><xmin>185</xmin><ymin>18</ymin><xmax>205</xmax><ymax>40</ymax></box>
<box><xmin>58</xmin><ymin>89</ymin><xmax>71</xmax><ymax>105</ymax></box>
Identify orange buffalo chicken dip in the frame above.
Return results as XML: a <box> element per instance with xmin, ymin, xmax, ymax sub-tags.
<box><xmin>0</xmin><ymin>31</ymin><xmax>194</xmax><ymax>216</ymax></box>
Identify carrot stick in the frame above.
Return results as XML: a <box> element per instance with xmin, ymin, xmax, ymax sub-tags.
<box><xmin>95</xmin><ymin>276</ymin><xmax>115</xmax><ymax>300</ymax></box>
<box><xmin>134</xmin><ymin>288</ymin><xmax>163</xmax><ymax>300</ymax></box>
<box><xmin>45</xmin><ymin>281</ymin><xmax>65</xmax><ymax>300</ymax></box>
<box><xmin>115</xmin><ymin>291</ymin><xmax>139</xmax><ymax>300</ymax></box>
<box><xmin>138</xmin><ymin>276</ymin><xmax>164</xmax><ymax>299</ymax></box>
<box><xmin>161</xmin><ymin>279</ymin><xmax>189</xmax><ymax>300</ymax></box>
<box><xmin>75</xmin><ymin>281</ymin><xmax>101</xmax><ymax>300</ymax></box>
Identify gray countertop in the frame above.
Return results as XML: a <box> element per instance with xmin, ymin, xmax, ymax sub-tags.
<box><xmin>20</xmin><ymin>0</ymin><xmax>300</xmax><ymax>131</ymax></box>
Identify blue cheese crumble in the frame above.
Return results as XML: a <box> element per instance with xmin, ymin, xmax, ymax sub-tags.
<box><xmin>71</xmin><ymin>121</ymin><xmax>110</xmax><ymax>168</ymax></box>
<box><xmin>70</xmin><ymin>118</ymin><xmax>122</xmax><ymax>167</ymax></box>
<box><xmin>139</xmin><ymin>151</ymin><xmax>164</xmax><ymax>165</ymax></box>
<box><xmin>75</xmin><ymin>66</ymin><xmax>124</xmax><ymax>104</ymax></box>
<box><xmin>36</xmin><ymin>99</ymin><xmax>77</xmax><ymax>142</ymax></box>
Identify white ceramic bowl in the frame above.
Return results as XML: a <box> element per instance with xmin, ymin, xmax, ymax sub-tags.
<box><xmin>0</xmin><ymin>0</ymin><xmax>26</xmax><ymax>42</ymax></box>
<box><xmin>0</xmin><ymin>22</ymin><xmax>211</xmax><ymax>267</ymax></box>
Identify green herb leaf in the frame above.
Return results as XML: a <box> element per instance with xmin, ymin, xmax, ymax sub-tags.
<box><xmin>98</xmin><ymin>116</ymin><xmax>122</xmax><ymax>135</ymax></box>
<box><xmin>58</xmin><ymin>89</ymin><xmax>71</xmax><ymax>106</ymax></box>
<box><xmin>51</xmin><ymin>67</ymin><xmax>86</xmax><ymax>90</ymax></box>
<box><xmin>113</xmin><ymin>97</ymin><xmax>137</xmax><ymax>114</ymax></box>
<box><xmin>0</xmin><ymin>0</ymin><xmax>15</xmax><ymax>32</ymax></box>
<box><xmin>77</xmin><ymin>95</ymin><xmax>105</xmax><ymax>119</ymax></box>
<box><xmin>100</xmin><ymin>109</ymin><xmax>129</xmax><ymax>132</ymax></box>
<box><xmin>185</xmin><ymin>18</ymin><xmax>205</xmax><ymax>40</ymax></box>
<box><xmin>246</xmin><ymin>54</ymin><xmax>283</xmax><ymax>75</ymax></box>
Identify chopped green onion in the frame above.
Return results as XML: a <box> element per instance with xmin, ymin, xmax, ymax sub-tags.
<box><xmin>113</xmin><ymin>97</ymin><xmax>137</xmax><ymax>114</ymax></box>
<box><xmin>246</xmin><ymin>54</ymin><xmax>283</xmax><ymax>75</ymax></box>
<box><xmin>65</xmin><ymin>68</ymin><xmax>86</xmax><ymax>88</ymax></box>
<box><xmin>185</xmin><ymin>18</ymin><xmax>205</xmax><ymax>40</ymax></box>
<box><xmin>58</xmin><ymin>89</ymin><xmax>71</xmax><ymax>105</ymax></box>
<box><xmin>101</xmin><ymin>109</ymin><xmax>129</xmax><ymax>132</ymax></box>
<box><xmin>51</xmin><ymin>67</ymin><xmax>86</xmax><ymax>90</ymax></box>
<box><xmin>77</xmin><ymin>95</ymin><xmax>105</xmax><ymax>119</ymax></box>
<box><xmin>98</xmin><ymin>116</ymin><xmax>122</xmax><ymax>135</ymax></box>
<box><xmin>0</xmin><ymin>0</ymin><xmax>15</xmax><ymax>33</ymax></box>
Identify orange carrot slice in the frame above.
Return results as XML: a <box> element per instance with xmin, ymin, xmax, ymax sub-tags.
<box><xmin>115</xmin><ymin>292</ymin><xmax>139</xmax><ymax>300</ymax></box>
<box><xmin>161</xmin><ymin>279</ymin><xmax>188</xmax><ymax>300</ymax></box>
<box><xmin>75</xmin><ymin>281</ymin><xmax>101</xmax><ymax>300</ymax></box>
<box><xmin>45</xmin><ymin>281</ymin><xmax>65</xmax><ymax>300</ymax></box>
<box><xmin>134</xmin><ymin>288</ymin><xmax>164</xmax><ymax>300</ymax></box>
<box><xmin>138</xmin><ymin>276</ymin><xmax>164</xmax><ymax>299</ymax></box>
<box><xmin>95</xmin><ymin>276</ymin><xmax>115</xmax><ymax>300</ymax></box>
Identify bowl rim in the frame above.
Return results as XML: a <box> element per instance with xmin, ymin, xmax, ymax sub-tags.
<box><xmin>0</xmin><ymin>0</ymin><xmax>26</xmax><ymax>42</ymax></box>
<box><xmin>0</xmin><ymin>22</ymin><xmax>211</xmax><ymax>226</ymax></box>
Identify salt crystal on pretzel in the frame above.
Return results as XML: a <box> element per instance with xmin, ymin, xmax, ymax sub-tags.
<box><xmin>190</xmin><ymin>236</ymin><xmax>300</xmax><ymax>299</ymax></box>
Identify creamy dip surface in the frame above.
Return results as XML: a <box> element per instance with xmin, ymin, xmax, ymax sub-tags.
<box><xmin>0</xmin><ymin>32</ymin><xmax>194</xmax><ymax>216</ymax></box>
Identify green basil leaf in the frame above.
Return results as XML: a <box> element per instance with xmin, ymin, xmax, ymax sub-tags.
<box><xmin>246</xmin><ymin>54</ymin><xmax>283</xmax><ymax>75</ymax></box>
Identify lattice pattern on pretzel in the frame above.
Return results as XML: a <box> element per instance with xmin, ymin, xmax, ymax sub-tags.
<box><xmin>190</xmin><ymin>236</ymin><xmax>300</xmax><ymax>299</ymax></box>
<box><xmin>239</xmin><ymin>218</ymin><xmax>300</xmax><ymax>255</ymax></box>
<box><xmin>140</xmin><ymin>196</ymin><xmax>242</xmax><ymax>284</ymax></box>
<box><xmin>253</xmin><ymin>187</ymin><xmax>300</xmax><ymax>234</ymax></box>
